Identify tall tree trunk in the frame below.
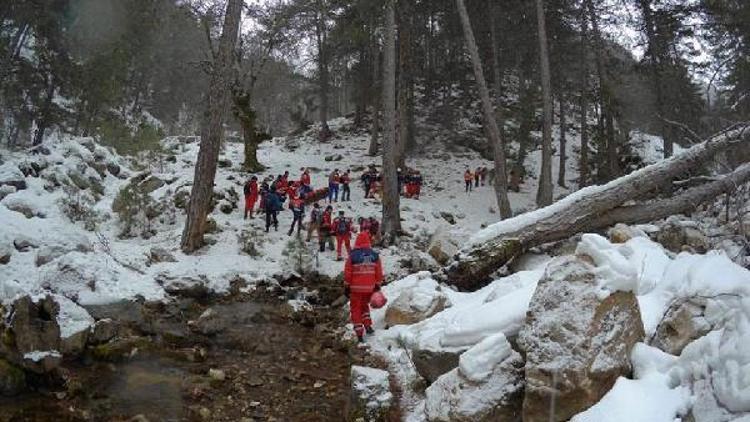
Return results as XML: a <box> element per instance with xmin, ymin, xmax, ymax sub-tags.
<box><xmin>535</xmin><ymin>0</ymin><xmax>554</xmax><ymax>207</ymax></box>
<box><xmin>579</xmin><ymin>9</ymin><xmax>590</xmax><ymax>187</ymax></box>
<box><xmin>180</xmin><ymin>0</ymin><xmax>242</xmax><ymax>253</ymax></box>
<box><xmin>490</xmin><ymin>2</ymin><xmax>504</xmax><ymax>129</ymax></box>
<box><xmin>396</xmin><ymin>0</ymin><xmax>415</xmax><ymax>170</ymax></box>
<box><xmin>368</xmin><ymin>45</ymin><xmax>381</xmax><ymax>156</ymax></box>
<box><xmin>233</xmin><ymin>90</ymin><xmax>265</xmax><ymax>172</ymax></box>
<box><xmin>316</xmin><ymin>12</ymin><xmax>332</xmax><ymax>140</ymax></box>
<box><xmin>381</xmin><ymin>0</ymin><xmax>402</xmax><ymax>243</ymax></box>
<box><xmin>558</xmin><ymin>96</ymin><xmax>567</xmax><ymax>187</ymax></box>
<box><xmin>586</xmin><ymin>0</ymin><xmax>613</xmax><ymax>182</ymax></box>
<box><xmin>33</xmin><ymin>73</ymin><xmax>55</xmax><ymax>146</ymax></box>
<box><xmin>456</xmin><ymin>0</ymin><xmax>512</xmax><ymax>218</ymax></box>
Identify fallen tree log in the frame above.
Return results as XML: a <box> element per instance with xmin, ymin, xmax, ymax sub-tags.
<box><xmin>442</xmin><ymin>125</ymin><xmax>750</xmax><ymax>290</ymax></box>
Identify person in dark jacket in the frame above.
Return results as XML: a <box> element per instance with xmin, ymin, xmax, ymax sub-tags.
<box><xmin>319</xmin><ymin>205</ymin><xmax>335</xmax><ymax>252</ymax></box>
<box><xmin>263</xmin><ymin>189</ymin><xmax>284</xmax><ymax>232</ymax></box>
<box><xmin>341</xmin><ymin>169</ymin><xmax>352</xmax><ymax>201</ymax></box>
<box><xmin>344</xmin><ymin>232</ymin><xmax>383</xmax><ymax>342</ymax></box>
<box><xmin>288</xmin><ymin>194</ymin><xmax>306</xmax><ymax>236</ymax></box>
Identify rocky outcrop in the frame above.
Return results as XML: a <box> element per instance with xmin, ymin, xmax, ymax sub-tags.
<box><xmin>651</xmin><ymin>298</ymin><xmax>713</xmax><ymax>356</ymax></box>
<box><xmin>348</xmin><ymin>366</ymin><xmax>393</xmax><ymax>421</ymax></box>
<box><xmin>518</xmin><ymin>256</ymin><xmax>645</xmax><ymax>422</ymax></box>
<box><xmin>427</xmin><ymin>229</ymin><xmax>461</xmax><ymax>265</ymax></box>
<box><xmin>425</xmin><ymin>333</ymin><xmax>524</xmax><ymax>422</ymax></box>
<box><xmin>384</xmin><ymin>278</ymin><xmax>449</xmax><ymax>327</ymax></box>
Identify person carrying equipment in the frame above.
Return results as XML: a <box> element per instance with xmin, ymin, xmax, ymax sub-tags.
<box><xmin>288</xmin><ymin>193</ymin><xmax>305</xmax><ymax>236</ymax></box>
<box><xmin>341</xmin><ymin>169</ymin><xmax>352</xmax><ymax>201</ymax></box>
<box><xmin>332</xmin><ymin>210</ymin><xmax>354</xmax><ymax>260</ymax></box>
<box><xmin>263</xmin><ymin>188</ymin><xmax>284</xmax><ymax>232</ymax></box>
<box><xmin>307</xmin><ymin>202</ymin><xmax>321</xmax><ymax>242</ymax></box>
<box><xmin>344</xmin><ymin>232</ymin><xmax>383</xmax><ymax>342</ymax></box>
<box><xmin>243</xmin><ymin>176</ymin><xmax>259</xmax><ymax>219</ymax></box>
<box><xmin>319</xmin><ymin>205</ymin><xmax>335</xmax><ymax>252</ymax></box>
<box><xmin>464</xmin><ymin>169</ymin><xmax>473</xmax><ymax>193</ymax></box>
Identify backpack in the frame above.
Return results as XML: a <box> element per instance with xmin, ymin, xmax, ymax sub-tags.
<box><xmin>315</xmin><ymin>210</ymin><xmax>324</xmax><ymax>225</ymax></box>
<box><xmin>336</xmin><ymin>218</ymin><xmax>349</xmax><ymax>235</ymax></box>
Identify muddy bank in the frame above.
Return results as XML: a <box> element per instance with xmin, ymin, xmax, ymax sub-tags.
<box><xmin>0</xmin><ymin>277</ymin><xmax>395</xmax><ymax>422</ymax></box>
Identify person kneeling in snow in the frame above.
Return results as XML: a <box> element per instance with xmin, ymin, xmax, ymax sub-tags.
<box><xmin>344</xmin><ymin>232</ymin><xmax>383</xmax><ymax>342</ymax></box>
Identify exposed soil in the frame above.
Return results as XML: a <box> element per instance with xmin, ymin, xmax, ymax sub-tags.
<box><xmin>0</xmin><ymin>277</ymin><xmax>395</xmax><ymax>422</ymax></box>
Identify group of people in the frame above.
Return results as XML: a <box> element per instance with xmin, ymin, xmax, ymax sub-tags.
<box><xmin>360</xmin><ymin>166</ymin><xmax>424</xmax><ymax>200</ymax></box>
<box><xmin>242</xmin><ymin>166</ymin><xmax>389</xmax><ymax>343</ymax></box>
<box><xmin>463</xmin><ymin>166</ymin><xmax>489</xmax><ymax>192</ymax></box>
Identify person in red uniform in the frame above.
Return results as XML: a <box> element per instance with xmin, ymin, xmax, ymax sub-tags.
<box><xmin>300</xmin><ymin>168</ymin><xmax>311</xmax><ymax>187</ymax></box>
<box><xmin>332</xmin><ymin>210</ymin><xmax>354</xmax><ymax>260</ymax></box>
<box><xmin>344</xmin><ymin>232</ymin><xmax>383</xmax><ymax>342</ymax></box>
<box><xmin>243</xmin><ymin>176</ymin><xmax>259</xmax><ymax>219</ymax></box>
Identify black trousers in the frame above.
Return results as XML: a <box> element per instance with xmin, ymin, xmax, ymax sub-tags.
<box><xmin>342</xmin><ymin>184</ymin><xmax>351</xmax><ymax>201</ymax></box>
<box><xmin>465</xmin><ymin>180</ymin><xmax>472</xmax><ymax>192</ymax></box>
<box><xmin>265</xmin><ymin>210</ymin><xmax>278</xmax><ymax>231</ymax></box>
<box><xmin>289</xmin><ymin>213</ymin><xmax>303</xmax><ymax>235</ymax></box>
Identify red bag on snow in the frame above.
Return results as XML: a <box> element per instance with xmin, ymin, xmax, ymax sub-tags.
<box><xmin>370</xmin><ymin>291</ymin><xmax>387</xmax><ymax>309</ymax></box>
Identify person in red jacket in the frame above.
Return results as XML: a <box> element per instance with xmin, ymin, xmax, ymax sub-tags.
<box><xmin>243</xmin><ymin>176</ymin><xmax>259</xmax><ymax>219</ymax></box>
<box><xmin>300</xmin><ymin>168</ymin><xmax>311</xmax><ymax>187</ymax></box>
<box><xmin>344</xmin><ymin>232</ymin><xmax>383</xmax><ymax>342</ymax></box>
<box><xmin>332</xmin><ymin>210</ymin><xmax>354</xmax><ymax>260</ymax></box>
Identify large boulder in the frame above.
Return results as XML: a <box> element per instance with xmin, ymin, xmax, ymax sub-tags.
<box><xmin>425</xmin><ymin>333</ymin><xmax>524</xmax><ymax>421</ymax></box>
<box><xmin>384</xmin><ymin>278</ymin><xmax>449</xmax><ymax>327</ymax></box>
<box><xmin>655</xmin><ymin>221</ymin><xmax>709</xmax><ymax>254</ymax></box>
<box><xmin>347</xmin><ymin>365</ymin><xmax>393</xmax><ymax>421</ymax></box>
<box><xmin>518</xmin><ymin>256</ymin><xmax>645</xmax><ymax>422</ymax></box>
<box><xmin>427</xmin><ymin>229</ymin><xmax>461</xmax><ymax>265</ymax></box>
<box><xmin>651</xmin><ymin>298</ymin><xmax>713</xmax><ymax>356</ymax></box>
<box><xmin>412</xmin><ymin>348</ymin><xmax>462</xmax><ymax>385</ymax></box>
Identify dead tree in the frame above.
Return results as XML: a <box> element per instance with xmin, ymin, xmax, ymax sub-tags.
<box><xmin>442</xmin><ymin>125</ymin><xmax>750</xmax><ymax>290</ymax></box>
<box><xmin>181</xmin><ymin>0</ymin><xmax>242</xmax><ymax>253</ymax></box>
<box><xmin>456</xmin><ymin>0</ymin><xmax>512</xmax><ymax>218</ymax></box>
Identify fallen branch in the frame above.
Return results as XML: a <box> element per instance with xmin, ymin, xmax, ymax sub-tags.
<box><xmin>442</xmin><ymin>125</ymin><xmax>750</xmax><ymax>290</ymax></box>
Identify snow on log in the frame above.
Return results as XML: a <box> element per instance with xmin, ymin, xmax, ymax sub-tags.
<box><xmin>443</xmin><ymin>125</ymin><xmax>750</xmax><ymax>291</ymax></box>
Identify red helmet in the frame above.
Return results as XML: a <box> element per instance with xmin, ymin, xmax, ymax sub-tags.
<box><xmin>370</xmin><ymin>291</ymin><xmax>387</xmax><ymax>309</ymax></box>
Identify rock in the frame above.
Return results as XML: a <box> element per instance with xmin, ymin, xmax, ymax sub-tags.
<box><xmin>655</xmin><ymin>221</ymin><xmax>709</xmax><ymax>254</ymax></box>
<box><xmin>161</xmin><ymin>276</ymin><xmax>211</xmax><ymax>300</ymax></box>
<box><xmin>149</xmin><ymin>247</ymin><xmax>177</xmax><ymax>264</ymax></box>
<box><xmin>608</xmin><ymin>223</ymin><xmax>646</xmax><ymax>244</ymax></box>
<box><xmin>218</xmin><ymin>159</ymin><xmax>232</xmax><ymax>168</ymax></box>
<box><xmin>13</xmin><ymin>235</ymin><xmax>39</xmax><ymax>252</ymax></box>
<box><xmin>425</xmin><ymin>334</ymin><xmax>524</xmax><ymax>422</ymax></box>
<box><xmin>413</xmin><ymin>348</ymin><xmax>461</xmax><ymax>384</ymax></box>
<box><xmin>189</xmin><ymin>308</ymin><xmax>227</xmax><ymax>336</ymax></box>
<box><xmin>174</xmin><ymin>190</ymin><xmax>190</xmax><ymax>209</ymax></box>
<box><xmin>90</xmin><ymin>319</ymin><xmax>119</xmax><ymax>344</ymax></box>
<box><xmin>324</xmin><ymin>154</ymin><xmax>343</xmax><ymax>162</ymax></box>
<box><xmin>140</xmin><ymin>175</ymin><xmax>165</xmax><ymax>193</ymax></box>
<box><xmin>0</xmin><ymin>164</ymin><xmax>27</xmax><ymax>191</ymax></box>
<box><xmin>0</xmin><ymin>359</ymin><xmax>26</xmax><ymax>396</ymax></box>
<box><xmin>427</xmin><ymin>230</ymin><xmax>461</xmax><ymax>265</ymax></box>
<box><xmin>20</xmin><ymin>350</ymin><xmax>62</xmax><ymax>374</ymax></box>
<box><xmin>4</xmin><ymin>200</ymin><xmax>39</xmax><ymax>219</ymax></box>
<box><xmin>205</xmin><ymin>217</ymin><xmax>219</xmax><ymax>234</ymax></box>
<box><xmin>219</xmin><ymin>202</ymin><xmax>233</xmax><ymax>214</ymax></box>
<box><xmin>348</xmin><ymin>366</ymin><xmax>393</xmax><ymax>421</ymax></box>
<box><xmin>651</xmin><ymin>298</ymin><xmax>713</xmax><ymax>355</ymax></box>
<box><xmin>35</xmin><ymin>245</ymin><xmax>69</xmax><ymax>267</ymax></box>
<box><xmin>30</xmin><ymin>145</ymin><xmax>51</xmax><ymax>156</ymax></box>
<box><xmin>518</xmin><ymin>256</ymin><xmax>645</xmax><ymax>422</ymax></box>
<box><xmin>7</xmin><ymin>295</ymin><xmax>62</xmax><ymax>371</ymax></box>
<box><xmin>0</xmin><ymin>245</ymin><xmax>11</xmax><ymax>265</ymax></box>
<box><xmin>439</xmin><ymin>212</ymin><xmax>456</xmax><ymax>225</ymax></box>
<box><xmin>209</xmin><ymin>368</ymin><xmax>226</xmax><ymax>381</ymax></box>
<box><xmin>68</xmin><ymin>171</ymin><xmax>90</xmax><ymax>190</ymax></box>
<box><xmin>384</xmin><ymin>278</ymin><xmax>449</xmax><ymax>326</ymax></box>
<box><xmin>107</xmin><ymin>162</ymin><xmax>121</xmax><ymax>177</ymax></box>
<box><xmin>60</xmin><ymin>329</ymin><xmax>89</xmax><ymax>355</ymax></box>
<box><xmin>0</xmin><ymin>184</ymin><xmax>16</xmax><ymax>201</ymax></box>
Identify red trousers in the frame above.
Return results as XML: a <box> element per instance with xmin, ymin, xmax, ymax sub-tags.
<box><xmin>245</xmin><ymin>195</ymin><xmax>258</xmax><ymax>214</ymax></box>
<box><xmin>349</xmin><ymin>291</ymin><xmax>373</xmax><ymax>337</ymax></box>
<box><xmin>336</xmin><ymin>234</ymin><xmax>351</xmax><ymax>258</ymax></box>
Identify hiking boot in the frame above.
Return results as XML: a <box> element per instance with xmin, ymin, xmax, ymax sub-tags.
<box><xmin>365</xmin><ymin>327</ymin><xmax>375</xmax><ymax>335</ymax></box>
<box><xmin>357</xmin><ymin>335</ymin><xmax>364</xmax><ymax>343</ymax></box>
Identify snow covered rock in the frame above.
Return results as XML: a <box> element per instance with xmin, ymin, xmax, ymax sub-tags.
<box><xmin>384</xmin><ymin>278</ymin><xmax>449</xmax><ymax>327</ymax></box>
<box><xmin>655</xmin><ymin>220</ymin><xmax>709</xmax><ymax>254</ymax></box>
<box><xmin>424</xmin><ymin>333</ymin><xmax>524</xmax><ymax>421</ymax></box>
<box><xmin>13</xmin><ymin>235</ymin><xmax>39</xmax><ymax>252</ymax></box>
<box><xmin>427</xmin><ymin>229</ymin><xmax>461</xmax><ymax>265</ymax></box>
<box><xmin>607</xmin><ymin>223</ymin><xmax>646</xmax><ymax>244</ymax></box>
<box><xmin>35</xmin><ymin>245</ymin><xmax>70</xmax><ymax>267</ymax></box>
<box><xmin>348</xmin><ymin>365</ymin><xmax>393</xmax><ymax>421</ymax></box>
<box><xmin>413</xmin><ymin>348</ymin><xmax>462</xmax><ymax>385</ymax></box>
<box><xmin>0</xmin><ymin>245</ymin><xmax>11</xmax><ymax>265</ymax></box>
<box><xmin>651</xmin><ymin>297</ymin><xmax>713</xmax><ymax>355</ymax></box>
<box><xmin>518</xmin><ymin>256</ymin><xmax>645</xmax><ymax>422</ymax></box>
<box><xmin>0</xmin><ymin>162</ymin><xmax>27</xmax><ymax>191</ymax></box>
<box><xmin>149</xmin><ymin>247</ymin><xmax>177</xmax><ymax>264</ymax></box>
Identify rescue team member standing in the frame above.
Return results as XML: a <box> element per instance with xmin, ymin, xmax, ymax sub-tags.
<box><xmin>243</xmin><ymin>176</ymin><xmax>259</xmax><ymax>219</ymax></box>
<box><xmin>344</xmin><ymin>232</ymin><xmax>383</xmax><ymax>342</ymax></box>
<box><xmin>332</xmin><ymin>210</ymin><xmax>354</xmax><ymax>261</ymax></box>
<box><xmin>464</xmin><ymin>169</ymin><xmax>473</xmax><ymax>192</ymax></box>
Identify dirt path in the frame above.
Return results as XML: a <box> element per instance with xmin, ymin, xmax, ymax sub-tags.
<box><xmin>0</xmin><ymin>280</ymin><xmax>392</xmax><ymax>422</ymax></box>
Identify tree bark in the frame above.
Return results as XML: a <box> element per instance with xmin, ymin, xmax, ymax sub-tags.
<box><xmin>638</xmin><ymin>0</ymin><xmax>671</xmax><ymax>157</ymax></box>
<box><xmin>180</xmin><ymin>0</ymin><xmax>242</xmax><ymax>253</ymax></box>
<box><xmin>535</xmin><ymin>0</ymin><xmax>554</xmax><ymax>207</ymax></box>
<box><xmin>579</xmin><ymin>9</ymin><xmax>590</xmax><ymax>187</ymax></box>
<box><xmin>316</xmin><ymin>8</ymin><xmax>332</xmax><ymax>140</ymax></box>
<box><xmin>381</xmin><ymin>0</ymin><xmax>402</xmax><ymax>243</ymax></box>
<box><xmin>233</xmin><ymin>89</ymin><xmax>266</xmax><ymax>172</ymax></box>
<box><xmin>558</xmin><ymin>96</ymin><xmax>567</xmax><ymax>187</ymax></box>
<box><xmin>396</xmin><ymin>0</ymin><xmax>415</xmax><ymax>169</ymax></box>
<box><xmin>443</xmin><ymin>126</ymin><xmax>750</xmax><ymax>290</ymax></box>
<box><xmin>368</xmin><ymin>46</ymin><xmax>381</xmax><ymax>156</ymax></box>
<box><xmin>456</xmin><ymin>0</ymin><xmax>512</xmax><ymax>218</ymax></box>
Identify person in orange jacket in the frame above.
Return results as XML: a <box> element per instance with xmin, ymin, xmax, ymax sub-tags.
<box><xmin>243</xmin><ymin>176</ymin><xmax>259</xmax><ymax>219</ymax></box>
<box><xmin>344</xmin><ymin>232</ymin><xmax>383</xmax><ymax>342</ymax></box>
<box><xmin>332</xmin><ymin>210</ymin><xmax>354</xmax><ymax>260</ymax></box>
<box><xmin>464</xmin><ymin>169</ymin><xmax>473</xmax><ymax>193</ymax></box>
